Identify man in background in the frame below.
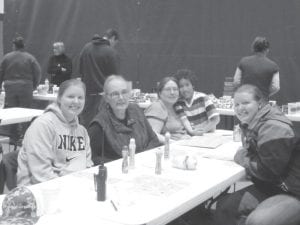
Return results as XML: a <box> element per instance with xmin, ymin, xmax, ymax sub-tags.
<box><xmin>0</xmin><ymin>36</ymin><xmax>41</xmax><ymax>144</ymax></box>
<box><xmin>233</xmin><ymin>36</ymin><xmax>280</xmax><ymax>100</ymax></box>
<box><xmin>47</xmin><ymin>42</ymin><xmax>72</xmax><ymax>86</ymax></box>
<box><xmin>79</xmin><ymin>28</ymin><xmax>120</xmax><ymax>128</ymax></box>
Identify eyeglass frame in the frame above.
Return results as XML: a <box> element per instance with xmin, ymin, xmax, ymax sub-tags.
<box><xmin>106</xmin><ymin>89</ymin><xmax>131</xmax><ymax>99</ymax></box>
<box><xmin>162</xmin><ymin>87</ymin><xmax>179</xmax><ymax>93</ymax></box>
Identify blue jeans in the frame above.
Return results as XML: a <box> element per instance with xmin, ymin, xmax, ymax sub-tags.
<box><xmin>214</xmin><ymin>184</ymin><xmax>300</xmax><ymax>225</ymax></box>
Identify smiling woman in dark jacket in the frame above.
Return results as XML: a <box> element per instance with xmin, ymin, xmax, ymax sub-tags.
<box><xmin>214</xmin><ymin>84</ymin><xmax>300</xmax><ymax>225</ymax></box>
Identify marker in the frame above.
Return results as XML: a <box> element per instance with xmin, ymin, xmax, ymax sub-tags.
<box><xmin>110</xmin><ymin>200</ymin><xmax>118</xmax><ymax>211</ymax></box>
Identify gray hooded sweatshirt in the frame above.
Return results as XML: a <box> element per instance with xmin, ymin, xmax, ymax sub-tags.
<box><xmin>17</xmin><ymin>103</ymin><xmax>93</xmax><ymax>186</ymax></box>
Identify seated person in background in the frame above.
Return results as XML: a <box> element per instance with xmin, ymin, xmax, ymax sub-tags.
<box><xmin>17</xmin><ymin>79</ymin><xmax>93</xmax><ymax>186</ymax></box>
<box><xmin>145</xmin><ymin>77</ymin><xmax>190</xmax><ymax>143</ymax></box>
<box><xmin>174</xmin><ymin>69</ymin><xmax>220</xmax><ymax>135</ymax></box>
<box><xmin>233</xmin><ymin>36</ymin><xmax>280</xmax><ymax>99</ymax></box>
<box><xmin>47</xmin><ymin>42</ymin><xmax>72</xmax><ymax>86</ymax></box>
<box><xmin>214</xmin><ymin>84</ymin><xmax>300</xmax><ymax>225</ymax></box>
<box><xmin>88</xmin><ymin>75</ymin><xmax>160</xmax><ymax>164</ymax></box>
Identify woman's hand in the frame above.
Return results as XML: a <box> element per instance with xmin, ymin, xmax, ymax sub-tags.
<box><xmin>234</xmin><ymin>147</ymin><xmax>248</xmax><ymax>166</ymax></box>
<box><xmin>190</xmin><ymin>129</ymin><xmax>204</xmax><ymax>136</ymax></box>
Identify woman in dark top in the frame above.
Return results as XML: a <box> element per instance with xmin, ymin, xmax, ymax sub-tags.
<box><xmin>88</xmin><ymin>75</ymin><xmax>160</xmax><ymax>164</ymax></box>
<box><xmin>47</xmin><ymin>42</ymin><xmax>72</xmax><ymax>86</ymax></box>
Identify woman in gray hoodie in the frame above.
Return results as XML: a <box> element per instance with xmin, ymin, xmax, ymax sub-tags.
<box><xmin>17</xmin><ymin>79</ymin><xmax>93</xmax><ymax>185</ymax></box>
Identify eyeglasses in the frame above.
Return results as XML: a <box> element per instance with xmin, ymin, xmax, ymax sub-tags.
<box><xmin>107</xmin><ymin>89</ymin><xmax>130</xmax><ymax>99</ymax></box>
<box><xmin>162</xmin><ymin>87</ymin><xmax>179</xmax><ymax>93</ymax></box>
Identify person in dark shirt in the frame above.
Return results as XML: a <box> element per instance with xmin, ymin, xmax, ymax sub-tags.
<box><xmin>233</xmin><ymin>37</ymin><xmax>280</xmax><ymax>99</ymax></box>
<box><xmin>0</xmin><ymin>36</ymin><xmax>41</xmax><ymax>144</ymax></box>
<box><xmin>47</xmin><ymin>42</ymin><xmax>72</xmax><ymax>86</ymax></box>
<box><xmin>79</xmin><ymin>28</ymin><xmax>120</xmax><ymax>128</ymax></box>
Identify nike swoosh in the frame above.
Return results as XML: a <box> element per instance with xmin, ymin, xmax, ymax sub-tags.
<box><xmin>66</xmin><ymin>156</ymin><xmax>77</xmax><ymax>162</ymax></box>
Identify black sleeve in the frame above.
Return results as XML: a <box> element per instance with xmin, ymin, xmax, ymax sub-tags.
<box><xmin>88</xmin><ymin>123</ymin><xmax>104</xmax><ymax>166</ymax></box>
<box><xmin>62</xmin><ymin>56</ymin><xmax>72</xmax><ymax>78</ymax></box>
<box><xmin>47</xmin><ymin>57</ymin><xmax>59</xmax><ymax>74</ymax></box>
<box><xmin>31</xmin><ymin>58</ymin><xmax>42</xmax><ymax>89</ymax></box>
<box><xmin>106</xmin><ymin>49</ymin><xmax>120</xmax><ymax>75</ymax></box>
<box><xmin>133</xmin><ymin>105</ymin><xmax>161</xmax><ymax>151</ymax></box>
<box><xmin>144</xmin><ymin>111</ymin><xmax>162</xmax><ymax>150</ymax></box>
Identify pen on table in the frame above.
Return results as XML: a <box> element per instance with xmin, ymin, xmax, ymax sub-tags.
<box><xmin>222</xmin><ymin>133</ymin><xmax>233</xmax><ymax>136</ymax></box>
<box><xmin>110</xmin><ymin>200</ymin><xmax>118</xmax><ymax>211</ymax></box>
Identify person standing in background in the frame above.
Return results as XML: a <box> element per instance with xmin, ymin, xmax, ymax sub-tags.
<box><xmin>0</xmin><ymin>36</ymin><xmax>41</xmax><ymax>144</ymax></box>
<box><xmin>79</xmin><ymin>28</ymin><xmax>120</xmax><ymax>128</ymax></box>
<box><xmin>47</xmin><ymin>42</ymin><xmax>72</xmax><ymax>86</ymax></box>
<box><xmin>233</xmin><ymin>36</ymin><xmax>280</xmax><ymax>100</ymax></box>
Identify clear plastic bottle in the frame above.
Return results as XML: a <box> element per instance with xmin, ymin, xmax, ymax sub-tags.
<box><xmin>0</xmin><ymin>83</ymin><xmax>5</xmax><ymax>109</ymax></box>
<box><xmin>164</xmin><ymin>132</ymin><xmax>171</xmax><ymax>159</ymax></box>
<box><xmin>129</xmin><ymin>138</ymin><xmax>136</xmax><ymax>169</ymax></box>
<box><xmin>122</xmin><ymin>145</ymin><xmax>129</xmax><ymax>174</ymax></box>
<box><xmin>0</xmin><ymin>91</ymin><xmax>4</xmax><ymax>109</ymax></box>
<box><xmin>233</xmin><ymin>125</ymin><xmax>241</xmax><ymax>142</ymax></box>
<box><xmin>44</xmin><ymin>78</ymin><xmax>50</xmax><ymax>93</ymax></box>
<box><xmin>155</xmin><ymin>150</ymin><xmax>163</xmax><ymax>175</ymax></box>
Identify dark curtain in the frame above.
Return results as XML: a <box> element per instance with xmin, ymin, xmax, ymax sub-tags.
<box><xmin>3</xmin><ymin>0</ymin><xmax>300</xmax><ymax>104</ymax></box>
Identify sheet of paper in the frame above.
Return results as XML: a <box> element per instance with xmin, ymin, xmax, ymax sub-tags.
<box><xmin>200</xmin><ymin>141</ymin><xmax>242</xmax><ymax>161</ymax></box>
<box><xmin>175</xmin><ymin>134</ymin><xmax>224</xmax><ymax>149</ymax></box>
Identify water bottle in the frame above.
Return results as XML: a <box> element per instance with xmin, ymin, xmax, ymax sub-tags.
<box><xmin>233</xmin><ymin>125</ymin><xmax>241</xmax><ymax>142</ymax></box>
<box><xmin>0</xmin><ymin>84</ymin><xmax>5</xmax><ymax>109</ymax></box>
<box><xmin>94</xmin><ymin>164</ymin><xmax>107</xmax><ymax>201</ymax></box>
<box><xmin>44</xmin><ymin>78</ymin><xmax>49</xmax><ymax>93</ymax></box>
<box><xmin>155</xmin><ymin>150</ymin><xmax>163</xmax><ymax>175</ymax></box>
<box><xmin>164</xmin><ymin>132</ymin><xmax>171</xmax><ymax>159</ymax></box>
<box><xmin>122</xmin><ymin>146</ymin><xmax>129</xmax><ymax>174</ymax></box>
<box><xmin>129</xmin><ymin>138</ymin><xmax>136</xmax><ymax>169</ymax></box>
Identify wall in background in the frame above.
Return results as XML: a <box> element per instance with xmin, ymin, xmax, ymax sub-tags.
<box><xmin>3</xmin><ymin>0</ymin><xmax>300</xmax><ymax>104</ymax></box>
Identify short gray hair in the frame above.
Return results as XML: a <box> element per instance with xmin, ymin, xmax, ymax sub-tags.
<box><xmin>103</xmin><ymin>75</ymin><xmax>128</xmax><ymax>94</ymax></box>
<box><xmin>53</xmin><ymin>42</ymin><xmax>65</xmax><ymax>52</ymax></box>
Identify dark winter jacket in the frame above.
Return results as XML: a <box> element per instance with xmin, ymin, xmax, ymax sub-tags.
<box><xmin>79</xmin><ymin>37</ymin><xmax>120</xmax><ymax>95</ymax></box>
<box><xmin>0</xmin><ymin>50</ymin><xmax>41</xmax><ymax>89</ymax></box>
<box><xmin>47</xmin><ymin>53</ymin><xmax>72</xmax><ymax>86</ymax></box>
<box><xmin>88</xmin><ymin>103</ymin><xmax>160</xmax><ymax>164</ymax></box>
<box><xmin>238</xmin><ymin>104</ymin><xmax>300</xmax><ymax>198</ymax></box>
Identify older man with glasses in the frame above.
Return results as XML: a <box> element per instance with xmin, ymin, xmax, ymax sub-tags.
<box><xmin>88</xmin><ymin>75</ymin><xmax>160</xmax><ymax>164</ymax></box>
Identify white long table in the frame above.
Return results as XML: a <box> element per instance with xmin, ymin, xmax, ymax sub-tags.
<box><xmin>217</xmin><ymin>108</ymin><xmax>300</xmax><ymax>122</ymax></box>
<box><xmin>30</xmin><ymin>93</ymin><xmax>300</xmax><ymax>122</ymax></box>
<box><xmin>0</xmin><ymin>108</ymin><xmax>44</xmax><ymax>125</ymax></box>
<box><xmin>33</xmin><ymin>93</ymin><xmax>57</xmax><ymax>101</ymax></box>
<box><xmin>0</xmin><ymin>130</ymin><xmax>245</xmax><ymax>225</ymax></box>
<box><xmin>2</xmin><ymin>92</ymin><xmax>300</xmax><ymax>122</ymax></box>
<box><xmin>0</xmin><ymin>92</ymin><xmax>57</xmax><ymax>102</ymax></box>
